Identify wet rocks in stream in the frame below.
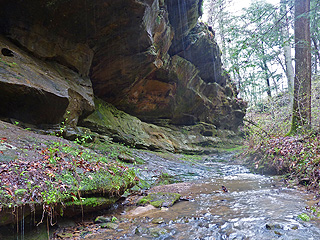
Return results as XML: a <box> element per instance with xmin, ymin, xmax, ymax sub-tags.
<box><xmin>94</xmin><ymin>215</ymin><xmax>119</xmax><ymax>229</ymax></box>
<box><xmin>100</xmin><ymin>222</ymin><xmax>118</xmax><ymax>230</ymax></box>
<box><xmin>127</xmin><ymin>205</ymin><xmax>157</xmax><ymax>217</ymax></box>
<box><xmin>135</xmin><ymin>226</ymin><xmax>168</xmax><ymax>238</ymax></box>
<box><xmin>94</xmin><ymin>216</ymin><xmax>111</xmax><ymax>224</ymax></box>
<box><xmin>137</xmin><ymin>192</ymin><xmax>181</xmax><ymax>208</ymax></box>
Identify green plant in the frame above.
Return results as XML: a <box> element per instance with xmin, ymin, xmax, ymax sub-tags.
<box><xmin>75</xmin><ymin>134</ymin><xmax>92</xmax><ymax>145</ymax></box>
<box><xmin>14</xmin><ymin>189</ymin><xmax>27</xmax><ymax>196</ymax></box>
<box><xmin>298</xmin><ymin>213</ymin><xmax>310</xmax><ymax>221</ymax></box>
<box><xmin>57</xmin><ymin>111</ymin><xmax>70</xmax><ymax>136</ymax></box>
<box><xmin>47</xmin><ymin>146</ymin><xmax>59</xmax><ymax>164</ymax></box>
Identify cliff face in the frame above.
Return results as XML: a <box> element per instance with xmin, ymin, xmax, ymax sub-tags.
<box><xmin>0</xmin><ymin>0</ymin><xmax>245</xmax><ymax>135</ymax></box>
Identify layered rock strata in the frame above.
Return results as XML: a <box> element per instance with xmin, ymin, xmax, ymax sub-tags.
<box><xmin>0</xmin><ymin>0</ymin><xmax>246</xmax><ymax>144</ymax></box>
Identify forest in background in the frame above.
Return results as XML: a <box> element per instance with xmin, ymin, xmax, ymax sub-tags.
<box><xmin>203</xmin><ymin>0</ymin><xmax>320</xmax><ymax>200</ymax></box>
<box><xmin>203</xmin><ymin>0</ymin><xmax>318</xmax><ymax>108</ymax></box>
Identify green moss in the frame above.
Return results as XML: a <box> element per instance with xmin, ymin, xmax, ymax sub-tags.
<box><xmin>216</xmin><ymin>145</ymin><xmax>245</xmax><ymax>152</ymax></box>
<box><xmin>155</xmin><ymin>172</ymin><xmax>178</xmax><ymax>186</ymax></box>
<box><xmin>65</xmin><ymin>197</ymin><xmax>117</xmax><ymax>208</ymax></box>
<box><xmin>137</xmin><ymin>198</ymin><xmax>149</xmax><ymax>205</ymax></box>
<box><xmin>179</xmin><ymin>154</ymin><xmax>203</xmax><ymax>162</ymax></box>
<box><xmin>86</xmin><ymin>98</ymin><xmax>139</xmax><ymax>132</ymax></box>
<box><xmin>41</xmin><ymin>141</ymin><xmax>137</xmax><ymax>203</ymax></box>
<box><xmin>133</xmin><ymin>179</ymin><xmax>151</xmax><ymax>191</ymax></box>
<box><xmin>101</xmin><ymin>222</ymin><xmax>118</xmax><ymax>229</ymax></box>
<box><xmin>0</xmin><ymin>139</ymin><xmax>137</xmax><ymax>211</ymax></box>
<box><xmin>150</xmin><ymin>200</ymin><xmax>164</xmax><ymax>208</ymax></box>
<box><xmin>137</xmin><ymin>192</ymin><xmax>181</xmax><ymax>208</ymax></box>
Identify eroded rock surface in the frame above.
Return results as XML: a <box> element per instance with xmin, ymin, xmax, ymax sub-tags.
<box><xmin>0</xmin><ymin>0</ymin><xmax>246</xmax><ymax>132</ymax></box>
<box><xmin>0</xmin><ymin>36</ymin><xmax>94</xmax><ymax>125</ymax></box>
<box><xmin>80</xmin><ymin>98</ymin><xmax>242</xmax><ymax>153</ymax></box>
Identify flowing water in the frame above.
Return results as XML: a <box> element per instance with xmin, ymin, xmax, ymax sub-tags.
<box><xmin>3</xmin><ymin>152</ymin><xmax>320</xmax><ymax>239</ymax></box>
<box><xmin>84</xmin><ymin>152</ymin><xmax>320</xmax><ymax>240</ymax></box>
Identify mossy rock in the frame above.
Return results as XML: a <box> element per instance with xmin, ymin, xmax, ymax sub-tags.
<box><xmin>94</xmin><ymin>216</ymin><xmax>111</xmax><ymax>223</ymax></box>
<box><xmin>137</xmin><ymin>192</ymin><xmax>180</xmax><ymax>208</ymax></box>
<box><xmin>155</xmin><ymin>173</ymin><xmax>177</xmax><ymax>186</ymax></box>
<box><xmin>100</xmin><ymin>222</ymin><xmax>118</xmax><ymax>229</ymax></box>
<box><xmin>135</xmin><ymin>226</ymin><xmax>167</xmax><ymax>237</ymax></box>
<box><xmin>65</xmin><ymin>197</ymin><xmax>117</xmax><ymax>208</ymax></box>
<box><xmin>150</xmin><ymin>227</ymin><xmax>168</xmax><ymax>237</ymax></box>
<box><xmin>63</xmin><ymin>197</ymin><xmax>118</xmax><ymax>216</ymax></box>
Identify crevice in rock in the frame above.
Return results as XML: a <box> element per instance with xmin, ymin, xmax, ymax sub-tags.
<box><xmin>1</xmin><ymin>48</ymin><xmax>14</xmax><ymax>57</ymax></box>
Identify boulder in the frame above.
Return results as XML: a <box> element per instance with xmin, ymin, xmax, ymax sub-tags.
<box><xmin>137</xmin><ymin>192</ymin><xmax>181</xmax><ymax>208</ymax></box>
<box><xmin>127</xmin><ymin>205</ymin><xmax>157</xmax><ymax>217</ymax></box>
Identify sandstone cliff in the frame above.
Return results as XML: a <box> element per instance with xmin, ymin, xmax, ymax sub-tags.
<box><xmin>0</xmin><ymin>0</ymin><xmax>246</xmax><ymax>152</ymax></box>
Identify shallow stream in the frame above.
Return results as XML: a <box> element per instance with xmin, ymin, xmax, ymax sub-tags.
<box><xmin>3</xmin><ymin>152</ymin><xmax>320</xmax><ymax>240</ymax></box>
<box><xmin>85</xmin><ymin>152</ymin><xmax>320</xmax><ymax>240</ymax></box>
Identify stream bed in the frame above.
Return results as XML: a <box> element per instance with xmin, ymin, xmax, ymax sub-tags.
<box><xmin>3</xmin><ymin>152</ymin><xmax>320</xmax><ymax>240</ymax></box>
<box><xmin>83</xmin><ymin>152</ymin><xmax>320</xmax><ymax>240</ymax></box>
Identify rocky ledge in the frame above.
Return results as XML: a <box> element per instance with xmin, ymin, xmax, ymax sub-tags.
<box><xmin>0</xmin><ymin>0</ymin><xmax>246</xmax><ymax>144</ymax></box>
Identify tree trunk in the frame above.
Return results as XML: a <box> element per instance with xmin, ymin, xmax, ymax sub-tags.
<box><xmin>280</xmin><ymin>0</ymin><xmax>295</xmax><ymax>103</ymax></box>
<box><xmin>283</xmin><ymin>45</ymin><xmax>295</xmax><ymax>95</ymax></box>
<box><xmin>260</xmin><ymin>44</ymin><xmax>272</xmax><ymax>98</ymax></box>
<box><xmin>311</xmin><ymin>36</ymin><xmax>320</xmax><ymax>74</ymax></box>
<box><xmin>290</xmin><ymin>0</ymin><xmax>311</xmax><ymax>134</ymax></box>
<box><xmin>261</xmin><ymin>60</ymin><xmax>272</xmax><ymax>98</ymax></box>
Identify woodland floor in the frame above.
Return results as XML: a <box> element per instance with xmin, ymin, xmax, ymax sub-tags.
<box><xmin>243</xmin><ymin>78</ymin><xmax>320</xmax><ymax>195</ymax></box>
